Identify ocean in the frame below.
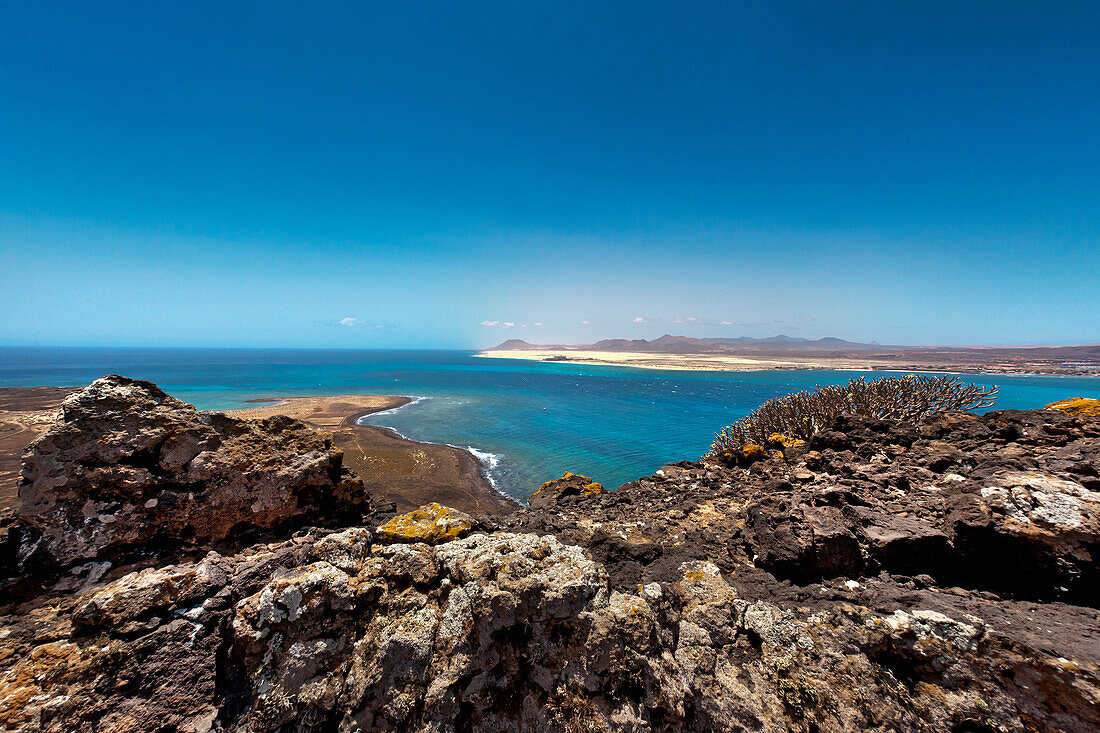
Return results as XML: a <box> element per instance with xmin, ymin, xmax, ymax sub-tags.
<box><xmin>3</xmin><ymin>347</ymin><xmax>1099</xmax><ymax>502</ymax></box>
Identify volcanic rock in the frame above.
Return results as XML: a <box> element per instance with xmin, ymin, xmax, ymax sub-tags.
<box><xmin>15</xmin><ymin>374</ymin><xmax>367</xmax><ymax>568</ymax></box>
<box><xmin>1</xmin><ymin>380</ymin><xmax>1098</xmax><ymax>732</ymax></box>
<box><xmin>528</xmin><ymin>471</ymin><xmax>604</xmax><ymax>509</ymax></box>
<box><xmin>503</xmin><ymin>408</ymin><xmax>1100</xmax><ymax>606</ymax></box>
<box><xmin>1047</xmin><ymin>396</ymin><xmax>1100</xmax><ymax>417</ymax></box>
<box><xmin>375</xmin><ymin>502</ymin><xmax>475</xmax><ymax>545</ymax></box>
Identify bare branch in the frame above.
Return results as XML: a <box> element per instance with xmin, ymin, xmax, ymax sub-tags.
<box><xmin>706</xmin><ymin>375</ymin><xmax>999</xmax><ymax>458</ymax></box>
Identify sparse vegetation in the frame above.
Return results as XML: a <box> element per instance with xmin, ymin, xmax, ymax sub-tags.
<box><xmin>772</xmin><ymin>656</ymin><xmax>820</xmax><ymax>717</ymax></box>
<box><xmin>708</xmin><ymin>375</ymin><xmax>998</xmax><ymax>457</ymax></box>
<box><xmin>546</xmin><ymin>686</ymin><xmax>603</xmax><ymax>733</ymax></box>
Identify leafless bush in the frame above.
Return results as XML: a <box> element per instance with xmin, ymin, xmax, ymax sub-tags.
<box><xmin>707</xmin><ymin>375</ymin><xmax>998</xmax><ymax>457</ymax></box>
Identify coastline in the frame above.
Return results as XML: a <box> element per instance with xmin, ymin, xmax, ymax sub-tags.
<box><xmin>228</xmin><ymin>394</ymin><xmax>517</xmax><ymax>516</ymax></box>
<box><xmin>475</xmin><ymin>348</ymin><xmax>1099</xmax><ymax>376</ymax></box>
<box><xmin>227</xmin><ymin>394</ymin><xmax>413</xmax><ymax>427</ymax></box>
<box><xmin>0</xmin><ymin>389</ymin><xmax>515</xmax><ymax>518</ymax></box>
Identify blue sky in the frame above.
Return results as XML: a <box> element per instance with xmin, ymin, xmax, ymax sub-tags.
<box><xmin>1</xmin><ymin>2</ymin><xmax>1097</xmax><ymax>348</ymax></box>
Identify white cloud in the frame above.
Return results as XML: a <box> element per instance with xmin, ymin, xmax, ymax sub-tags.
<box><xmin>337</xmin><ymin>317</ymin><xmax>365</xmax><ymax>327</ymax></box>
<box><xmin>480</xmin><ymin>320</ymin><xmax>500</xmax><ymax>327</ymax></box>
<box><xmin>581</xmin><ymin>320</ymin><xmax>590</xmax><ymax>326</ymax></box>
<box><xmin>720</xmin><ymin>320</ymin><xmax>736</xmax><ymax>326</ymax></box>
<box><xmin>633</xmin><ymin>317</ymin><xmax>646</xmax><ymax>324</ymax></box>
<box><xmin>503</xmin><ymin>322</ymin><xmax>515</xmax><ymax>328</ymax></box>
<box><xmin>673</xmin><ymin>316</ymin><xmax>703</xmax><ymax>325</ymax></box>
<box><xmin>534</xmin><ymin>322</ymin><xmax>543</xmax><ymax>327</ymax></box>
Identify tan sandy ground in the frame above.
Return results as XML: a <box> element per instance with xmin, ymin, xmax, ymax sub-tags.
<box><xmin>0</xmin><ymin>388</ymin><xmax>75</xmax><ymax>510</ymax></box>
<box><xmin>229</xmin><ymin>394</ymin><xmax>410</xmax><ymax>426</ymax></box>
<box><xmin>477</xmin><ymin>349</ymin><xmax>890</xmax><ymax>372</ymax></box>
<box><xmin>476</xmin><ymin>349</ymin><xmax>1092</xmax><ymax>375</ymax></box>
<box><xmin>229</xmin><ymin>395</ymin><xmax>517</xmax><ymax>516</ymax></box>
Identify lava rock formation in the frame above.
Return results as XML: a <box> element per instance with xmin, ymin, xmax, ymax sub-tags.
<box><xmin>0</xmin><ymin>379</ymin><xmax>1097</xmax><ymax>732</ymax></box>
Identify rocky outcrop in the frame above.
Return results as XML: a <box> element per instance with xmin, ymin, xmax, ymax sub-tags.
<box><xmin>527</xmin><ymin>471</ymin><xmax>604</xmax><ymax>510</ymax></box>
<box><xmin>14</xmin><ymin>375</ymin><xmax>367</xmax><ymax>569</ymax></box>
<box><xmin>374</xmin><ymin>502</ymin><xmax>476</xmax><ymax>544</ymax></box>
<box><xmin>1</xmin><ymin>379</ymin><xmax>1098</xmax><ymax>732</ymax></box>
<box><xmin>1048</xmin><ymin>396</ymin><xmax>1100</xmax><ymax>417</ymax></box>
<box><xmin>503</xmin><ymin>409</ymin><xmax>1100</xmax><ymax>605</ymax></box>
<box><xmin>4</xmin><ymin>515</ymin><xmax>1098</xmax><ymax>732</ymax></box>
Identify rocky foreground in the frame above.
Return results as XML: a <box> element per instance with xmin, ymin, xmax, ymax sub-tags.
<box><xmin>1</xmin><ymin>376</ymin><xmax>1098</xmax><ymax>732</ymax></box>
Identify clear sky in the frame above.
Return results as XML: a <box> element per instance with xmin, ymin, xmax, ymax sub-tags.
<box><xmin>1</xmin><ymin>2</ymin><xmax>1097</xmax><ymax>348</ymax></box>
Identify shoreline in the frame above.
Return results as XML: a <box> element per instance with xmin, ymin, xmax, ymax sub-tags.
<box><xmin>475</xmin><ymin>349</ymin><xmax>1100</xmax><ymax>377</ymax></box>
<box><xmin>355</xmin><ymin>409</ymin><xmax>506</xmax><ymax>494</ymax></box>
<box><xmin>0</xmin><ymin>389</ymin><xmax>516</xmax><ymax>517</ymax></box>
<box><xmin>228</xmin><ymin>394</ymin><xmax>518</xmax><ymax>516</ymax></box>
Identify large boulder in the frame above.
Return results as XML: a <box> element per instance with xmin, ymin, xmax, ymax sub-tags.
<box><xmin>16</xmin><ymin>375</ymin><xmax>367</xmax><ymax>567</ymax></box>
<box><xmin>375</xmin><ymin>502</ymin><xmax>475</xmax><ymax>545</ymax></box>
<box><xmin>527</xmin><ymin>472</ymin><xmax>603</xmax><ymax>510</ymax></box>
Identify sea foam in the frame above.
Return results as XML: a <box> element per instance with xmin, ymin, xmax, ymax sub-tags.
<box><xmin>356</xmin><ymin>398</ymin><xmax>505</xmax><ymax>491</ymax></box>
<box><xmin>463</xmin><ymin>446</ymin><xmax>504</xmax><ymax>489</ymax></box>
<box><xmin>362</xmin><ymin>395</ymin><xmax>430</xmax><ymax>418</ymax></box>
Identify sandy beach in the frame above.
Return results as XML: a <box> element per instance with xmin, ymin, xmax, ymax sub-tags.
<box><xmin>477</xmin><ymin>348</ymin><xmax>1099</xmax><ymax>376</ymax></box>
<box><xmin>478</xmin><ymin>349</ymin><xmax>831</xmax><ymax>371</ymax></box>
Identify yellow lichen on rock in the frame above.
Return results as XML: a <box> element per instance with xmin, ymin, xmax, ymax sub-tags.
<box><xmin>376</xmin><ymin>503</ymin><xmax>475</xmax><ymax>545</ymax></box>
<box><xmin>582</xmin><ymin>482</ymin><xmax>603</xmax><ymax>495</ymax></box>
<box><xmin>1045</xmin><ymin>397</ymin><xmax>1100</xmax><ymax>417</ymax></box>
<box><xmin>0</xmin><ymin>640</ymin><xmax>91</xmax><ymax>730</ymax></box>
<box><xmin>741</xmin><ymin>444</ymin><xmax>769</xmax><ymax>461</ymax></box>
<box><xmin>769</xmin><ymin>432</ymin><xmax>806</xmax><ymax>448</ymax></box>
<box><xmin>533</xmin><ymin>472</ymin><xmax>594</xmax><ymax>500</ymax></box>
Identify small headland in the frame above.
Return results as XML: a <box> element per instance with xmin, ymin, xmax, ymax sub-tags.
<box><xmin>229</xmin><ymin>394</ymin><xmax>516</xmax><ymax>516</ymax></box>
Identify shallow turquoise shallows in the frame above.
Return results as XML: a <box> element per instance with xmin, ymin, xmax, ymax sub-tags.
<box><xmin>4</xmin><ymin>347</ymin><xmax>1099</xmax><ymax>502</ymax></box>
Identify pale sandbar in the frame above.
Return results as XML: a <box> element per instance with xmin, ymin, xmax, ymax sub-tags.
<box><xmin>476</xmin><ymin>348</ymin><xmax>1097</xmax><ymax>376</ymax></box>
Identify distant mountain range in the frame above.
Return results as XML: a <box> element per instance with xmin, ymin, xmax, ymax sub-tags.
<box><xmin>489</xmin><ymin>334</ymin><xmax>896</xmax><ymax>354</ymax></box>
<box><xmin>487</xmin><ymin>335</ymin><xmax>1100</xmax><ymax>358</ymax></box>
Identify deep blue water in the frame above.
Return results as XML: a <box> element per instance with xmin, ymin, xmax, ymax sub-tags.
<box><xmin>3</xmin><ymin>347</ymin><xmax>1099</xmax><ymax>502</ymax></box>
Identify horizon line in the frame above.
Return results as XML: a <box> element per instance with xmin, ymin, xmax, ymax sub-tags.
<box><xmin>3</xmin><ymin>338</ymin><xmax>1100</xmax><ymax>351</ymax></box>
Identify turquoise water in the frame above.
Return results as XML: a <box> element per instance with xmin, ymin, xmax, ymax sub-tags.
<box><xmin>3</xmin><ymin>347</ymin><xmax>1099</xmax><ymax>502</ymax></box>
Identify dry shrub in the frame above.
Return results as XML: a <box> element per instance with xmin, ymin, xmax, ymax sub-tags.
<box><xmin>707</xmin><ymin>375</ymin><xmax>998</xmax><ymax>457</ymax></box>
